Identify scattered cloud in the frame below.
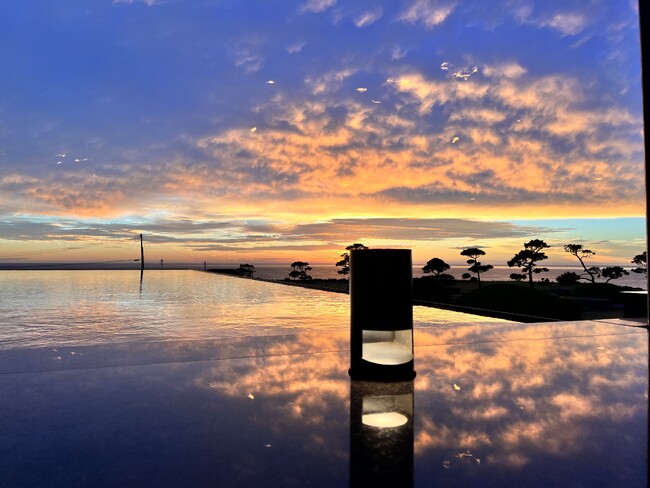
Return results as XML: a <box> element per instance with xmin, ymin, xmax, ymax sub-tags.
<box><xmin>512</xmin><ymin>3</ymin><xmax>533</xmax><ymax>23</ymax></box>
<box><xmin>399</xmin><ymin>0</ymin><xmax>456</xmax><ymax>29</ymax></box>
<box><xmin>285</xmin><ymin>218</ymin><xmax>561</xmax><ymax>242</ymax></box>
<box><xmin>389</xmin><ymin>71</ymin><xmax>489</xmax><ymax>113</ymax></box>
<box><xmin>392</xmin><ymin>46</ymin><xmax>408</xmax><ymax>60</ymax></box>
<box><xmin>287</xmin><ymin>42</ymin><xmax>307</xmax><ymax>54</ymax></box>
<box><xmin>301</xmin><ymin>0</ymin><xmax>336</xmax><ymax>14</ymax></box>
<box><xmin>1</xmin><ymin>60</ymin><xmax>642</xmax><ymax>228</ymax></box>
<box><xmin>354</xmin><ymin>9</ymin><xmax>382</xmax><ymax>28</ymax></box>
<box><xmin>113</xmin><ymin>0</ymin><xmax>159</xmax><ymax>5</ymax></box>
<box><xmin>0</xmin><ymin>0</ymin><xmax>643</xmax><ymax>263</ymax></box>
<box><xmin>0</xmin><ymin>216</ymin><xmax>562</xmax><ymax>259</ymax></box>
<box><xmin>542</xmin><ymin>12</ymin><xmax>589</xmax><ymax>36</ymax></box>
<box><xmin>512</xmin><ymin>8</ymin><xmax>590</xmax><ymax>37</ymax></box>
<box><xmin>305</xmin><ymin>68</ymin><xmax>356</xmax><ymax>95</ymax></box>
<box><xmin>230</xmin><ymin>49</ymin><xmax>264</xmax><ymax>73</ymax></box>
<box><xmin>482</xmin><ymin>62</ymin><xmax>527</xmax><ymax>79</ymax></box>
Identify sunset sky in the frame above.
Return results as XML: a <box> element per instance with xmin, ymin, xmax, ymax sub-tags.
<box><xmin>0</xmin><ymin>0</ymin><xmax>645</xmax><ymax>267</ymax></box>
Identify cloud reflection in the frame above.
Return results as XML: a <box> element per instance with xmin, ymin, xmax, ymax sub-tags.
<box><xmin>412</xmin><ymin>323</ymin><xmax>647</xmax><ymax>474</ymax></box>
<box><xmin>193</xmin><ymin>321</ymin><xmax>646</xmax><ymax>479</ymax></box>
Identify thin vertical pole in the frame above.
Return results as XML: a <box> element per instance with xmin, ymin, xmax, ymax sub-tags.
<box><xmin>140</xmin><ymin>234</ymin><xmax>144</xmax><ymax>273</ymax></box>
<box><xmin>139</xmin><ymin>233</ymin><xmax>144</xmax><ymax>292</ymax></box>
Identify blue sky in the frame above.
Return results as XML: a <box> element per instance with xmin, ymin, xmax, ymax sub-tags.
<box><xmin>0</xmin><ymin>0</ymin><xmax>645</xmax><ymax>265</ymax></box>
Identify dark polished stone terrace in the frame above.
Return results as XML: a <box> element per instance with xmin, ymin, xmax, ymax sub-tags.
<box><xmin>0</xmin><ymin>319</ymin><xmax>647</xmax><ymax>487</ymax></box>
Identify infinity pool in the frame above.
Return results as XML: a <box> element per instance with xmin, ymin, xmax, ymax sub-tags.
<box><xmin>0</xmin><ymin>270</ymin><xmax>509</xmax><ymax>350</ymax></box>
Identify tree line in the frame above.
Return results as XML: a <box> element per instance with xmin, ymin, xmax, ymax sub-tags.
<box><xmin>240</xmin><ymin>242</ymin><xmax>647</xmax><ymax>287</ymax></box>
<box><xmin>286</xmin><ymin>243</ymin><xmax>368</xmax><ymax>281</ymax></box>
<box><xmin>421</xmin><ymin>241</ymin><xmax>647</xmax><ymax>288</ymax></box>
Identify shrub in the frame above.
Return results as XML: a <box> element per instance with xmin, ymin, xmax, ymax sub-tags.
<box><xmin>557</xmin><ymin>271</ymin><xmax>580</xmax><ymax>285</ymax></box>
<box><xmin>455</xmin><ymin>283</ymin><xmax>582</xmax><ymax>321</ymax></box>
<box><xmin>572</xmin><ymin>283</ymin><xmax>622</xmax><ymax>300</ymax></box>
<box><xmin>413</xmin><ymin>277</ymin><xmax>459</xmax><ymax>303</ymax></box>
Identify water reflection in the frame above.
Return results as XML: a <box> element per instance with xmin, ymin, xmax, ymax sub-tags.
<box><xmin>0</xmin><ymin>320</ymin><xmax>645</xmax><ymax>486</ymax></box>
<box><xmin>193</xmin><ymin>322</ymin><xmax>646</xmax><ymax>486</ymax></box>
<box><xmin>411</xmin><ymin>325</ymin><xmax>647</xmax><ymax>486</ymax></box>
<box><xmin>350</xmin><ymin>380</ymin><xmax>414</xmax><ymax>487</ymax></box>
<box><xmin>0</xmin><ymin>270</ymin><xmax>351</xmax><ymax>349</ymax></box>
<box><xmin>0</xmin><ymin>270</ymin><xmax>508</xmax><ymax>350</ymax></box>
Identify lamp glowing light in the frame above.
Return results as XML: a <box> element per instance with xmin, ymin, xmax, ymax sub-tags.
<box><xmin>361</xmin><ymin>412</ymin><xmax>409</xmax><ymax>428</ymax></box>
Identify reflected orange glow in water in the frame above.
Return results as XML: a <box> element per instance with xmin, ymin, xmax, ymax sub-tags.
<box><xmin>0</xmin><ymin>270</ymin><xmax>509</xmax><ymax>350</ymax></box>
<box><xmin>412</xmin><ymin>323</ymin><xmax>647</xmax><ymax>469</ymax></box>
<box><xmin>195</xmin><ymin>321</ymin><xmax>646</xmax><ymax>472</ymax></box>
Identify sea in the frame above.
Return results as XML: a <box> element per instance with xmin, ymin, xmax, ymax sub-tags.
<box><xmin>0</xmin><ymin>269</ymin><xmax>511</xmax><ymax>351</ymax></box>
<box><xmin>4</xmin><ymin>263</ymin><xmax>646</xmax><ymax>289</ymax></box>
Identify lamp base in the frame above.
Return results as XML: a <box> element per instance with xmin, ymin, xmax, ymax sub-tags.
<box><xmin>348</xmin><ymin>361</ymin><xmax>416</xmax><ymax>382</ymax></box>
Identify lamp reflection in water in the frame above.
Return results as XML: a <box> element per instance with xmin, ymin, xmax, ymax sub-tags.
<box><xmin>349</xmin><ymin>249</ymin><xmax>415</xmax><ymax>381</ymax></box>
<box><xmin>350</xmin><ymin>380</ymin><xmax>414</xmax><ymax>487</ymax></box>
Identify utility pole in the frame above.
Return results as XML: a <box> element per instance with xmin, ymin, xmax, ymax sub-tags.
<box><xmin>140</xmin><ymin>234</ymin><xmax>145</xmax><ymax>272</ymax></box>
<box><xmin>139</xmin><ymin>233</ymin><xmax>145</xmax><ymax>291</ymax></box>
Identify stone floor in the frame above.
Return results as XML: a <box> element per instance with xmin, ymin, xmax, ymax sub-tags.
<box><xmin>0</xmin><ymin>318</ymin><xmax>647</xmax><ymax>487</ymax></box>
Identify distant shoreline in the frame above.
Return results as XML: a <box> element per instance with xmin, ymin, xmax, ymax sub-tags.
<box><xmin>1</xmin><ymin>264</ymin><xmax>647</xmax><ymax>288</ymax></box>
<box><xmin>206</xmin><ymin>268</ymin><xmax>350</xmax><ymax>293</ymax></box>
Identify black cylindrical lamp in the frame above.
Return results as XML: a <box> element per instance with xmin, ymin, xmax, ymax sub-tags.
<box><xmin>349</xmin><ymin>248</ymin><xmax>415</xmax><ymax>381</ymax></box>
